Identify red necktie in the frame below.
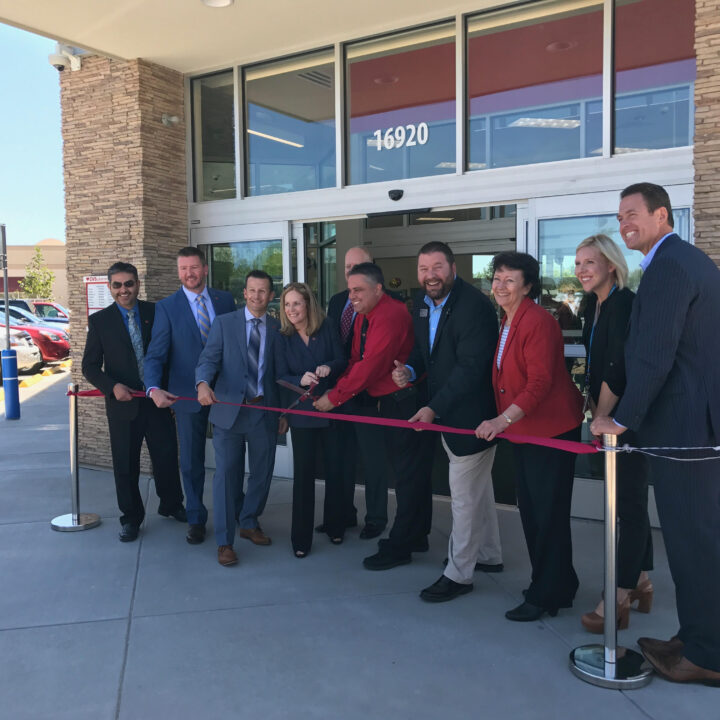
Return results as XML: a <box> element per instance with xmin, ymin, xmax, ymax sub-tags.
<box><xmin>340</xmin><ymin>302</ymin><xmax>354</xmax><ymax>343</ymax></box>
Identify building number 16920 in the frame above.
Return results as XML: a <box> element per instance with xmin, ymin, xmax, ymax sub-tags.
<box><xmin>372</xmin><ymin>123</ymin><xmax>429</xmax><ymax>151</ymax></box>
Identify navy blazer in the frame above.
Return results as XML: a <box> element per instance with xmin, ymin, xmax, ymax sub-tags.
<box><xmin>615</xmin><ymin>234</ymin><xmax>720</xmax><ymax>444</ymax></box>
<box><xmin>406</xmin><ymin>276</ymin><xmax>498</xmax><ymax>456</ymax></box>
<box><xmin>274</xmin><ymin>319</ymin><xmax>346</xmax><ymax>428</ymax></box>
<box><xmin>195</xmin><ymin>309</ymin><xmax>280</xmax><ymax>431</ymax></box>
<box><xmin>144</xmin><ymin>286</ymin><xmax>235</xmax><ymax>413</ymax></box>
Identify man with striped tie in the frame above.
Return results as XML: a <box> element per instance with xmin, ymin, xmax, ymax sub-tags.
<box><xmin>145</xmin><ymin>247</ymin><xmax>235</xmax><ymax>545</ymax></box>
<box><xmin>195</xmin><ymin>270</ymin><xmax>282</xmax><ymax>567</ymax></box>
<box><xmin>82</xmin><ymin>262</ymin><xmax>184</xmax><ymax>542</ymax></box>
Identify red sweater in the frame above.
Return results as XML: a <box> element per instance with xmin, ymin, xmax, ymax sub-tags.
<box><xmin>328</xmin><ymin>293</ymin><xmax>414</xmax><ymax>406</ymax></box>
<box><xmin>494</xmin><ymin>297</ymin><xmax>583</xmax><ymax>438</ymax></box>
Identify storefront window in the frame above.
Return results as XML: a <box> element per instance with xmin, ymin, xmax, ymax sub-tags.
<box><xmin>346</xmin><ymin>23</ymin><xmax>456</xmax><ymax>185</ymax></box>
<box><xmin>467</xmin><ymin>0</ymin><xmax>603</xmax><ymax>170</ymax></box>
<box><xmin>206</xmin><ymin>240</ymin><xmax>283</xmax><ymax>317</ymax></box>
<box><xmin>615</xmin><ymin>0</ymin><xmax>695</xmax><ymax>153</ymax></box>
<box><xmin>245</xmin><ymin>50</ymin><xmax>335</xmax><ymax>196</ymax></box>
<box><xmin>192</xmin><ymin>72</ymin><xmax>236</xmax><ymax>201</ymax></box>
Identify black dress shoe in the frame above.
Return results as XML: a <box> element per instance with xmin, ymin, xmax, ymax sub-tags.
<box><xmin>505</xmin><ymin>601</ymin><xmax>558</xmax><ymax>622</ymax></box>
<box><xmin>359</xmin><ymin>523</ymin><xmax>385</xmax><ymax>540</ymax></box>
<box><xmin>119</xmin><ymin>524</ymin><xmax>139</xmax><ymax>542</ymax></box>
<box><xmin>420</xmin><ymin>575</ymin><xmax>473</xmax><ymax>603</ymax></box>
<box><xmin>443</xmin><ymin>558</ymin><xmax>503</xmax><ymax>572</ymax></box>
<box><xmin>363</xmin><ymin>549</ymin><xmax>411</xmax><ymax>571</ymax></box>
<box><xmin>158</xmin><ymin>505</ymin><xmax>187</xmax><ymax>522</ymax></box>
<box><xmin>186</xmin><ymin>524</ymin><xmax>206</xmax><ymax>545</ymax></box>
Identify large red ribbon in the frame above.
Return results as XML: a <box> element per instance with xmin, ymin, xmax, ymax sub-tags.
<box><xmin>70</xmin><ymin>388</ymin><xmax>599</xmax><ymax>455</ymax></box>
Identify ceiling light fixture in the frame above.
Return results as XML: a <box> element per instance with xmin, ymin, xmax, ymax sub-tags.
<box><xmin>415</xmin><ymin>216</ymin><xmax>455</xmax><ymax>222</ymax></box>
<box><xmin>247</xmin><ymin>129</ymin><xmax>304</xmax><ymax>148</ymax></box>
<box><xmin>509</xmin><ymin>117</ymin><xmax>581</xmax><ymax>129</ymax></box>
<box><xmin>202</xmin><ymin>0</ymin><xmax>234</xmax><ymax>7</ymax></box>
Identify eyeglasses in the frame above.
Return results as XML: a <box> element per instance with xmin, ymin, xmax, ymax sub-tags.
<box><xmin>110</xmin><ymin>280</ymin><xmax>136</xmax><ymax>289</ymax></box>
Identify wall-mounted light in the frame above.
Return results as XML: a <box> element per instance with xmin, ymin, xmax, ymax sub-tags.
<box><xmin>161</xmin><ymin>114</ymin><xmax>180</xmax><ymax>127</ymax></box>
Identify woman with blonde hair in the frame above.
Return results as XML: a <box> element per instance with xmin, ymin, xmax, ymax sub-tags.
<box><xmin>274</xmin><ymin>283</ymin><xmax>346</xmax><ymax>557</ymax></box>
<box><xmin>575</xmin><ymin>234</ymin><xmax>653</xmax><ymax>632</ymax></box>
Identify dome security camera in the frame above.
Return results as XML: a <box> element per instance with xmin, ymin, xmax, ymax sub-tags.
<box><xmin>388</xmin><ymin>189</ymin><xmax>404</xmax><ymax>201</ymax></box>
<box><xmin>48</xmin><ymin>44</ymin><xmax>82</xmax><ymax>72</ymax></box>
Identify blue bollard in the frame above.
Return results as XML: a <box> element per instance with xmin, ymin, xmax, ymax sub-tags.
<box><xmin>1</xmin><ymin>349</ymin><xmax>20</xmax><ymax>420</ymax></box>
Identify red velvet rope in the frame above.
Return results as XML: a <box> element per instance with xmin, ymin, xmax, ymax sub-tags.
<box><xmin>69</xmin><ymin>388</ymin><xmax>599</xmax><ymax>455</ymax></box>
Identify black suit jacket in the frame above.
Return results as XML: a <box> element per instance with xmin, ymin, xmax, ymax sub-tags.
<box><xmin>407</xmin><ymin>276</ymin><xmax>499</xmax><ymax>456</ymax></box>
<box><xmin>82</xmin><ymin>301</ymin><xmax>155</xmax><ymax>421</ymax></box>
<box><xmin>615</xmin><ymin>234</ymin><xmax>720</xmax><ymax>444</ymax></box>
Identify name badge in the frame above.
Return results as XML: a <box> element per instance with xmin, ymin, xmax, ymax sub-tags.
<box><xmin>419</xmin><ymin>309</ymin><xmax>428</xmax><ymax>318</ymax></box>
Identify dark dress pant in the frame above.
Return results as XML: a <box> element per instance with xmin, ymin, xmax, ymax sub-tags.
<box><xmin>616</xmin><ymin>434</ymin><xmax>653</xmax><ymax>589</ymax></box>
<box><xmin>512</xmin><ymin>426</ymin><xmax>581</xmax><ymax>609</ymax></box>
<box><xmin>175</xmin><ymin>406</ymin><xmax>210</xmax><ymax>526</ymax></box>
<box><xmin>289</xmin><ymin>425</ymin><xmax>344</xmax><ymax>553</ymax></box>
<box><xmin>107</xmin><ymin>398</ymin><xmax>182</xmax><ymax>527</ymax></box>
<box><xmin>322</xmin><ymin>420</ymin><xmax>358</xmax><ymax>527</ymax></box>
<box><xmin>649</xmin><ymin>440</ymin><xmax>720</xmax><ymax>672</ymax></box>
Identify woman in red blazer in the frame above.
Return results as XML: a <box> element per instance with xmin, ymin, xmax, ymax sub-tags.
<box><xmin>476</xmin><ymin>252</ymin><xmax>584</xmax><ymax>622</ymax></box>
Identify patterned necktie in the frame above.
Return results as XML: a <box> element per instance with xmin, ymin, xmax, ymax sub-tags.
<box><xmin>246</xmin><ymin>318</ymin><xmax>261</xmax><ymax>398</ymax></box>
<box><xmin>127</xmin><ymin>310</ymin><xmax>144</xmax><ymax>384</ymax></box>
<box><xmin>196</xmin><ymin>294</ymin><xmax>211</xmax><ymax>344</ymax></box>
<box><xmin>340</xmin><ymin>301</ymin><xmax>354</xmax><ymax>343</ymax></box>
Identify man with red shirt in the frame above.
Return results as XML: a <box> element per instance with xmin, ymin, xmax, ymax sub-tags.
<box><xmin>314</xmin><ymin>262</ymin><xmax>433</xmax><ymax>570</ymax></box>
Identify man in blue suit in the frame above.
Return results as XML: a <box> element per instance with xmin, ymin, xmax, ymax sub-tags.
<box><xmin>592</xmin><ymin>183</ymin><xmax>720</xmax><ymax>686</ymax></box>
<box><xmin>144</xmin><ymin>247</ymin><xmax>235</xmax><ymax>545</ymax></box>
<box><xmin>195</xmin><ymin>270</ymin><xmax>282</xmax><ymax>567</ymax></box>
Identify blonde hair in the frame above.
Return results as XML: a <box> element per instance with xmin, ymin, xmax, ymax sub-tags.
<box><xmin>576</xmin><ymin>234</ymin><xmax>628</xmax><ymax>289</ymax></box>
<box><xmin>279</xmin><ymin>282</ymin><xmax>325</xmax><ymax>336</ymax></box>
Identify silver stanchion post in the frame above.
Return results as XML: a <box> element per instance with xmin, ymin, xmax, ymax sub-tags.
<box><xmin>51</xmin><ymin>383</ymin><xmax>101</xmax><ymax>531</ymax></box>
<box><xmin>569</xmin><ymin>433</ymin><xmax>652</xmax><ymax>688</ymax></box>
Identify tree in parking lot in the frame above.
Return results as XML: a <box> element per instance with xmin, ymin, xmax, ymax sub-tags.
<box><xmin>18</xmin><ymin>248</ymin><xmax>54</xmax><ymax>299</ymax></box>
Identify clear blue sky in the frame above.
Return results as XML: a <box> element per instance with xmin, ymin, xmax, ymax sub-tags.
<box><xmin>0</xmin><ymin>24</ymin><xmax>64</xmax><ymax>246</ymax></box>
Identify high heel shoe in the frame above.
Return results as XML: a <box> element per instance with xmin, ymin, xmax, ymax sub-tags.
<box><xmin>581</xmin><ymin>595</ymin><xmax>631</xmax><ymax>634</ymax></box>
<box><xmin>628</xmin><ymin>579</ymin><xmax>653</xmax><ymax>613</ymax></box>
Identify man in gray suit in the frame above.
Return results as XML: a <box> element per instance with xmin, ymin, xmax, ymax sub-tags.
<box><xmin>592</xmin><ymin>183</ymin><xmax>720</xmax><ymax>686</ymax></box>
<box><xmin>196</xmin><ymin>270</ymin><xmax>283</xmax><ymax>567</ymax></box>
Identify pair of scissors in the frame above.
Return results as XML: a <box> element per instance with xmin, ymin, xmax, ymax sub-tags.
<box><xmin>276</xmin><ymin>379</ymin><xmax>319</xmax><ymax>417</ymax></box>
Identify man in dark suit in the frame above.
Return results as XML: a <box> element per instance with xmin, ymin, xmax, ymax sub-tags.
<box><xmin>195</xmin><ymin>270</ymin><xmax>282</xmax><ymax>567</ymax></box>
<box><xmin>592</xmin><ymin>182</ymin><xmax>720</xmax><ymax>685</ymax></box>
<box><xmin>320</xmin><ymin>246</ymin><xmax>373</xmax><ymax>535</ymax></box>
<box><xmin>144</xmin><ymin>247</ymin><xmax>235</xmax><ymax>545</ymax></box>
<box><xmin>392</xmin><ymin>242</ymin><xmax>501</xmax><ymax>602</ymax></box>
<box><xmin>82</xmin><ymin>262</ymin><xmax>185</xmax><ymax>542</ymax></box>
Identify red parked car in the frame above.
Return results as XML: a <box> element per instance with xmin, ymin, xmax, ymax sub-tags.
<box><xmin>8</xmin><ymin>322</ymin><xmax>70</xmax><ymax>362</ymax></box>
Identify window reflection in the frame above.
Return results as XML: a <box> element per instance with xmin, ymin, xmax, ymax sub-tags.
<box><xmin>245</xmin><ymin>51</ymin><xmax>335</xmax><ymax>196</ymax></box>
<box><xmin>615</xmin><ymin>0</ymin><xmax>695</xmax><ymax>153</ymax></box>
<box><xmin>467</xmin><ymin>0</ymin><xmax>603</xmax><ymax>170</ymax></box>
<box><xmin>346</xmin><ymin>23</ymin><xmax>456</xmax><ymax>184</ymax></box>
<box><xmin>192</xmin><ymin>72</ymin><xmax>236</xmax><ymax>201</ymax></box>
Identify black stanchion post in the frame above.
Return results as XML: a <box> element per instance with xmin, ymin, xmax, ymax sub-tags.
<box><xmin>569</xmin><ymin>433</ymin><xmax>653</xmax><ymax>688</ymax></box>
<box><xmin>51</xmin><ymin>383</ymin><xmax>101</xmax><ymax>531</ymax></box>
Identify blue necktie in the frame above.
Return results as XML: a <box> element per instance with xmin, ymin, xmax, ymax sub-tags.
<box><xmin>127</xmin><ymin>310</ymin><xmax>144</xmax><ymax>384</ymax></box>
<box><xmin>246</xmin><ymin>318</ymin><xmax>260</xmax><ymax>398</ymax></box>
<box><xmin>196</xmin><ymin>295</ymin><xmax>211</xmax><ymax>344</ymax></box>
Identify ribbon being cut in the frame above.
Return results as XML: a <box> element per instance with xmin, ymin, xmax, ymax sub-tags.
<box><xmin>68</xmin><ymin>386</ymin><xmax>720</xmax><ymax>460</ymax></box>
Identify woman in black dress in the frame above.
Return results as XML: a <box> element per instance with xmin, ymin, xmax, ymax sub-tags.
<box><xmin>575</xmin><ymin>234</ymin><xmax>653</xmax><ymax>632</ymax></box>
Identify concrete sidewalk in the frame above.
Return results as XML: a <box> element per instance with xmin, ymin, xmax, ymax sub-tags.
<box><xmin>0</xmin><ymin>375</ymin><xmax>716</xmax><ymax>720</ymax></box>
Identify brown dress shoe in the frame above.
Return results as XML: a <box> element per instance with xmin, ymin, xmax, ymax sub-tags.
<box><xmin>238</xmin><ymin>526</ymin><xmax>272</xmax><ymax>545</ymax></box>
<box><xmin>638</xmin><ymin>635</ymin><xmax>684</xmax><ymax>657</ymax></box>
<box><xmin>217</xmin><ymin>545</ymin><xmax>238</xmax><ymax>566</ymax></box>
<box><xmin>642</xmin><ymin>648</ymin><xmax>720</xmax><ymax>687</ymax></box>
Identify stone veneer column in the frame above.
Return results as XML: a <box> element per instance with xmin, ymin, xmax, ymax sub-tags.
<box><xmin>61</xmin><ymin>56</ymin><xmax>187</xmax><ymax>468</ymax></box>
<box><xmin>695</xmin><ymin>0</ymin><xmax>720</xmax><ymax>265</ymax></box>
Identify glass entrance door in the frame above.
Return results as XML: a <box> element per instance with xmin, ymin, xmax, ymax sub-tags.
<box><xmin>193</xmin><ymin>221</ymin><xmax>293</xmax><ymax>477</ymax></box>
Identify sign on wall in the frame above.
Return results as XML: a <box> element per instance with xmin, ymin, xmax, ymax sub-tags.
<box><xmin>83</xmin><ymin>276</ymin><xmax>113</xmax><ymax>317</ymax></box>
